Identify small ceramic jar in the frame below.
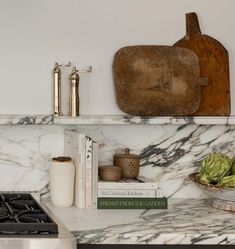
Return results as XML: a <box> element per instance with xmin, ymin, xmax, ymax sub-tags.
<box><xmin>114</xmin><ymin>148</ymin><xmax>140</xmax><ymax>179</ymax></box>
<box><xmin>99</xmin><ymin>165</ymin><xmax>122</xmax><ymax>181</ymax></box>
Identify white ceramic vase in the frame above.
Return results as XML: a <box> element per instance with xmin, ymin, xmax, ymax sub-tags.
<box><xmin>49</xmin><ymin>157</ymin><xmax>75</xmax><ymax>207</ymax></box>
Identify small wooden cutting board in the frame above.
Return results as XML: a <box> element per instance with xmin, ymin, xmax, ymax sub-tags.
<box><xmin>113</xmin><ymin>45</ymin><xmax>206</xmax><ymax>116</ymax></box>
<box><xmin>174</xmin><ymin>12</ymin><xmax>230</xmax><ymax>116</ymax></box>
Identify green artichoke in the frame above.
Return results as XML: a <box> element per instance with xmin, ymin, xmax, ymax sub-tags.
<box><xmin>231</xmin><ymin>157</ymin><xmax>235</xmax><ymax>175</ymax></box>
<box><xmin>199</xmin><ymin>153</ymin><xmax>232</xmax><ymax>184</ymax></box>
<box><xmin>219</xmin><ymin>175</ymin><xmax>235</xmax><ymax>188</ymax></box>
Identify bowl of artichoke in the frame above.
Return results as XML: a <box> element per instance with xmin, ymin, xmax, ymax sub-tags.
<box><xmin>189</xmin><ymin>153</ymin><xmax>235</xmax><ymax>211</ymax></box>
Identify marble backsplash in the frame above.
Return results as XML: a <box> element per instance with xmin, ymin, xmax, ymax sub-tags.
<box><xmin>0</xmin><ymin>125</ymin><xmax>64</xmax><ymax>192</ymax></box>
<box><xmin>75</xmin><ymin>124</ymin><xmax>235</xmax><ymax>198</ymax></box>
<box><xmin>0</xmin><ymin>121</ymin><xmax>234</xmax><ymax>199</ymax></box>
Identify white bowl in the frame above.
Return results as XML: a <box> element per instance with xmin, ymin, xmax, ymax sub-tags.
<box><xmin>189</xmin><ymin>173</ymin><xmax>235</xmax><ymax>202</ymax></box>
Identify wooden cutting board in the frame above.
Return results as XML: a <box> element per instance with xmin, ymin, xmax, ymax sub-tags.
<box><xmin>113</xmin><ymin>45</ymin><xmax>207</xmax><ymax>116</ymax></box>
<box><xmin>174</xmin><ymin>12</ymin><xmax>230</xmax><ymax>116</ymax></box>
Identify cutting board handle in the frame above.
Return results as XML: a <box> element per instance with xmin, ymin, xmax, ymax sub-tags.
<box><xmin>186</xmin><ymin>12</ymin><xmax>201</xmax><ymax>36</ymax></box>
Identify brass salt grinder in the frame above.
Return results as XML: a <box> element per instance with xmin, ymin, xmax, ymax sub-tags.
<box><xmin>69</xmin><ymin>66</ymin><xmax>92</xmax><ymax>117</ymax></box>
<box><xmin>53</xmin><ymin>62</ymin><xmax>71</xmax><ymax>116</ymax></box>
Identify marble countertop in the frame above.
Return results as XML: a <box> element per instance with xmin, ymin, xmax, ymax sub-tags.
<box><xmin>43</xmin><ymin>198</ymin><xmax>235</xmax><ymax>245</ymax></box>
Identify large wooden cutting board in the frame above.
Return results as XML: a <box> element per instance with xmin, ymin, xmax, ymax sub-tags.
<box><xmin>113</xmin><ymin>45</ymin><xmax>207</xmax><ymax>116</ymax></box>
<box><xmin>174</xmin><ymin>12</ymin><xmax>230</xmax><ymax>116</ymax></box>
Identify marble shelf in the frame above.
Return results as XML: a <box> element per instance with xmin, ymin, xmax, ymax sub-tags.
<box><xmin>43</xmin><ymin>198</ymin><xmax>235</xmax><ymax>245</ymax></box>
<box><xmin>0</xmin><ymin>114</ymin><xmax>234</xmax><ymax>125</ymax></box>
<box><xmin>0</xmin><ymin>114</ymin><xmax>54</xmax><ymax>125</ymax></box>
<box><xmin>54</xmin><ymin>115</ymin><xmax>233</xmax><ymax>125</ymax></box>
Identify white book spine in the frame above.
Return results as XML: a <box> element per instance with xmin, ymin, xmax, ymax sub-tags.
<box><xmin>98</xmin><ymin>182</ymin><xmax>158</xmax><ymax>190</ymax></box>
<box><xmin>85</xmin><ymin>137</ymin><xmax>93</xmax><ymax>209</ymax></box>
<box><xmin>64</xmin><ymin>129</ymin><xmax>77</xmax><ymax>203</ymax></box>
<box><xmin>92</xmin><ymin>142</ymin><xmax>98</xmax><ymax>209</ymax></box>
<box><xmin>76</xmin><ymin>134</ymin><xmax>86</xmax><ymax>209</ymax></box>
<box><xmin>98</xmin><ymin>188</ymin><xmax>158</xmax><ymax>198</ymax></box>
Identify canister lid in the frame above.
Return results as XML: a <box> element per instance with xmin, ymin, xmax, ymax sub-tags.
<box><xmin>52</xmin><ymin>157</ymin><xmax>72</xmax><ymax>162</ymax></box>
<box><xmin>114</xmin><ymin>148</ymin><xmax>139</xmax><ymax>159</ymax></box>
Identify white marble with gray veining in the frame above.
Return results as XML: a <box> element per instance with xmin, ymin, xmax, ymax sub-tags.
<box><xmin>1</xmin><ymin>120</ymin><xmax>235</xmax><ymax>198</ymax></box>
<box><xmin>70</xmin><ymin>124</ymin><xmax>235</xmax><ymax>199</ymax></box>
<box><xmin>43</xmin><ymin>198</ymin><xmax>235</xmax><ymax>245</ymax></box>
<box><xmin>0</xmin><ymin>125</ymin><xmax>64</xmax><ymax>192</ymax></box>
<box><xmin>54</xmin><ymin>115</ymin><xmax>235</xmax><ymax>125</ymax></box>
<box><xmin>0</xmin><ymin>114</ymin><xmax>234</xmax><ymax>125</ymax></box>
<box><xmin>0</xmin><ymin>115</ymin><xmax>54</xmax><ymax>125</ymax></box>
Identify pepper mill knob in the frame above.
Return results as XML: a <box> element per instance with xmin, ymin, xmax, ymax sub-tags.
<box><xmin>125</xmin><ymin>148</ymin><xmax>130</xmax><ymax>154</ymax></box>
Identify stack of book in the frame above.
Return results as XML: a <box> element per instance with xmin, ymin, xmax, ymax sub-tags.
<box><xmin>98</xmin><ymin>176</ymin><xmax>167</xmax><ymax>209</ymax></box>
<box><xmin>64</xmin><ymin>129</ymin><xmax>98</xmax><ymax>209</ymax></box>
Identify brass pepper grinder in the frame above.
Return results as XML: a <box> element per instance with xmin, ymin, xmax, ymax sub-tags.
<box><xmin>69</xmin><ymin>66</ymin><xmax>92</xmax><ymax>117</ymax></box>
<box><xmin>69</xmin><ymin>67</ymin><xmax>80</xmax><ymax>117</ymax></box>
<box><xmin>53</xmin><ymin>62</ymin><xmax>71</xmax><ymax>117</ymax></box>
<box><xmin>53</xmin><ymin>63</ymin><xmax>61</xmax><ymax>117</ymax></box>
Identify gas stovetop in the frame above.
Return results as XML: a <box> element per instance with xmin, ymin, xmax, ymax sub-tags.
<box><xmin>0</xmin><ymin>193</ymin><xmax>58</xmax><ymax>235</ymax></box>
<box><xmin>0</xmin><ymin>193</ymin><xmax>76</xmax><ymax>249</ymax></box>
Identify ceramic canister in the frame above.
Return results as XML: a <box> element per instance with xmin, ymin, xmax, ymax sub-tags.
<box><xmin>99</xmin><ymin>165</ymin><xmax>122</xmax><ymax>181</ymax></box>
<box><xmin>49</xmin><ymin>157</ymin><xmax>75</xmax><ymax>207</ymax></box>
<box><xmin>114</xmin><ymin>148</ymin><xmax>140</xmax><ymax>179</ymax></box>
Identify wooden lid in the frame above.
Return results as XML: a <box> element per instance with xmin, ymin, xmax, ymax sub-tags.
<box><xmin>52</xmin><ymin>156</ymin><xmax>72</xmax><ymax>162</ymax></box>
<box><xmin>114</xmin><ymin>148</ymin><xmax>139</xmax><ymax>159</ymax></box>
<box><xmin>99</xmin><ymin>165</ymin><xmax>121</xmax><ymax>172</ymax></box>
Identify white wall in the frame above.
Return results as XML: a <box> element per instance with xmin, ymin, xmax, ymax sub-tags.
<box><xmin>0</xmin><ymin>0</ymin><xmax>234</xmax><ymax>115</ymax></box>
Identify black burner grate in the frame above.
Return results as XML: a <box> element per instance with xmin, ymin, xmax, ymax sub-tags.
<box><xmin>0</xmin><ymin>193</ymin><xmax>58</xmax><ymax>235</ymax></box>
